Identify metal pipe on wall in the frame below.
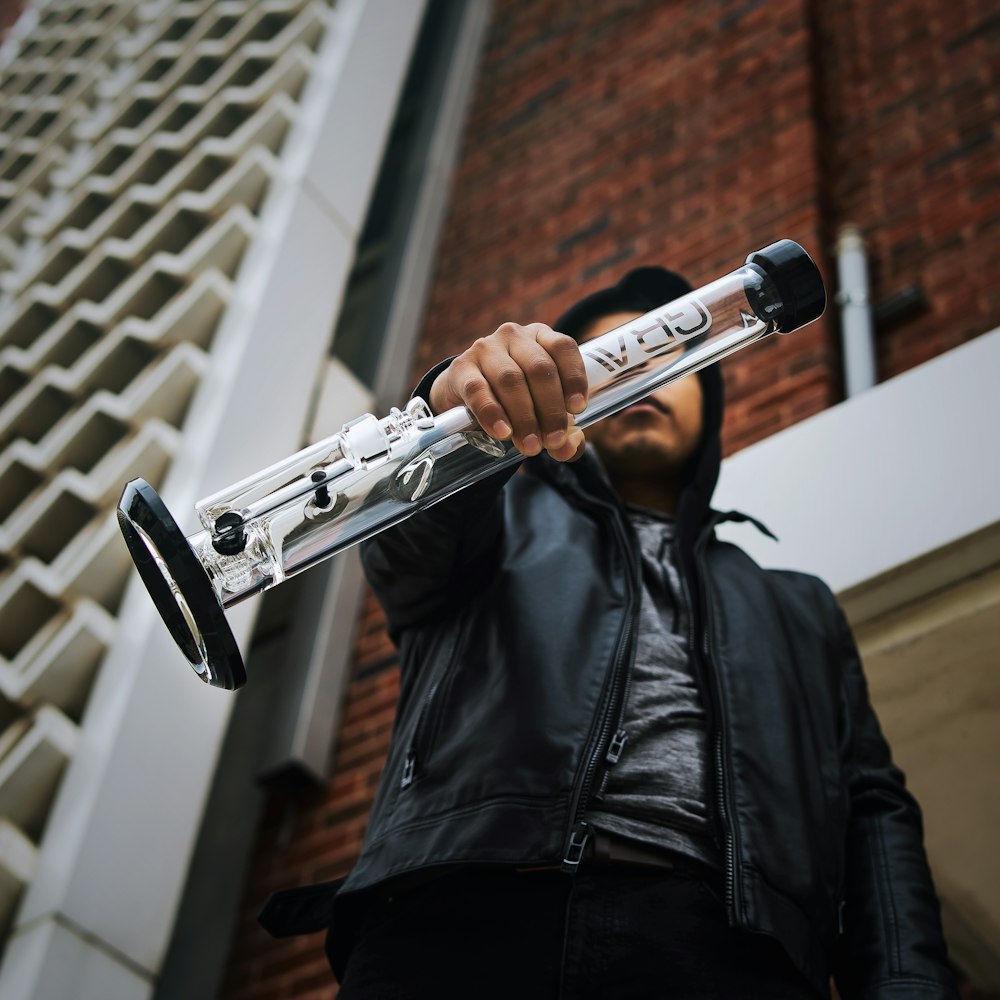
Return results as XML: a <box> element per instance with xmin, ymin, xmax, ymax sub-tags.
<box><xmin>836</xmin><ymin>225</ymin><xmax>878</xmax><ymax>397</ymax></box>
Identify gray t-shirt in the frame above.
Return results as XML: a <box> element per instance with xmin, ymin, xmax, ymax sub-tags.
<box><xmin>585</xmin><ymin>506</ymin><xmax>720</xmax><ymax>869</ymax></box>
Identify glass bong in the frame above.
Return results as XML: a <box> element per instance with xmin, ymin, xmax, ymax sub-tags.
<box><xmin>118</xmin><ymin>240</ymin><xmax>826</xmax><ymax>689</ymax></box>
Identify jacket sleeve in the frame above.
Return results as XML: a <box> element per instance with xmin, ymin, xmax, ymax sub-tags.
<box><xmin>360</xmin><ymin>359</ymin><xmax>520</xmax><ymax>640</ymax></box>
<box><xmin>831</xmin><ymin>604</ymin><xmax>957</xmax><ymax>1000</ymax></box>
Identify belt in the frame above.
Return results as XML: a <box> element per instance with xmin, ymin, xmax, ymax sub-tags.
<box><xmin>581</xmin><ymin>830</ymin><xmax>718</xmax><ymax>883</ymax></box>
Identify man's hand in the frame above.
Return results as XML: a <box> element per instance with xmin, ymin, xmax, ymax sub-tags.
<box><xmin>428</xmin><ymin>323</ymin><xmax>589</xmax><ymax>462</ymax></box>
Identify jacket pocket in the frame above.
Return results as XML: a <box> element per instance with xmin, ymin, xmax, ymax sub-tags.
<box><xmin>399</xmin><ymin>617</ymin><xmax>468</xmax><ymax>789</ymax></box>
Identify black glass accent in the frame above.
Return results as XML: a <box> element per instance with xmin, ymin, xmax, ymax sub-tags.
<box><xmin>117</xmin><ymin>479</ymin><xmax>246</xmax><ymax>689</ymax></box>
<box><xmin>745</xmin><ymin>240</ymin><xmax>826</xmax><ymax>333</ymax></box>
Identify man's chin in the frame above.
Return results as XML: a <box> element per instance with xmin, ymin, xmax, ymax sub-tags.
<box><xmin>593</xmin><ymin>437</ymin><xmax>686</xmax><ymax>476</ymax></box>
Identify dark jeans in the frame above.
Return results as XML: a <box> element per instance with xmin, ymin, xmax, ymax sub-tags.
<box><xmin>333</xmin><ymin>865</ymin><xmax>825</xmax><ymax>999</ymax></box>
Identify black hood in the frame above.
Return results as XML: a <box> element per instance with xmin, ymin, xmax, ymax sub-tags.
<box><xmin>554</xmin><ymin>266</ymin><xmax>696</xmax><ymax>342</ymax></box>
<box><xmin>532</xmin><ymin>266</ymin><xmax>725</xmax><ymax>554</ymax></box>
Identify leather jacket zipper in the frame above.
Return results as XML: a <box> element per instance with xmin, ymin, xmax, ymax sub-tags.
<box><xmin>561</xmin><ymin>496</ymin><xmax>640</xmax><ymax>871</ymax></box>
<box><xmin>714</xmin><ymin>730</ymin><xmax>736</xmax><ymax>918</ymax></box>
<box><xmin>690</xmin><ymin>542</ymin><xmax>742</xmax><ymax>925</ymax></box>
<box><xmin>401</xmin><ymin>693</ymin><xmax>438</xmax><ymax>788</ymax></box>
<box><xmin>593</xmin><ymin>727</ymin><xmax>629</xmax><ymax>801</ymax></box>
<box><xmin>401</xmin><ymin>634</ymin><xmax>461</xmax><ymax>789</ymax></box>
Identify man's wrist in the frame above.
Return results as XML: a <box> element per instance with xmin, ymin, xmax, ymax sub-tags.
<box><xmin>411</xmin><ymin>357</ymin><xmax>457</xmax><ymax>415</ymax></box>
<box><xmin>428</xmin><ymin>372</ymin><xmax>451</xmax><ymax>415</ymax></box>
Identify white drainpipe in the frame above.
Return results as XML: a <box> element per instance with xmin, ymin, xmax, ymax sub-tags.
<box><xmin>835</xmin><ymin>225</ymin><xmax>877</xmax><ymax>397</ymax></box>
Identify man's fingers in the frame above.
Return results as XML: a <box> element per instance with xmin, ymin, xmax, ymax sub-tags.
<box><xmin>486</xmin><ymin>355</ymin><xmax>544</xmax><ymax>454</ymax></box>
<box><xmin>547</xmin><ymin>428</ymin><xmax>587</xmax><ymax>463</ymax></box>
<box><xmin>536</xmin><ymin>326</ymin><xmax>589</xmax><ymax>414</ymax></box>
<box><xmin>450</xmin><ymin>356</ymin><xmax>513</xmax><ymax>440</ymax></box>
<box><xmin>506</xmin><ymin>337</ymin><xmax>570</xmax><ymax>452</ymax></box>
<box><xmin>439</xmin><ymin>324</ymin><xmax>589</xmax><ymax>459</ymax></box>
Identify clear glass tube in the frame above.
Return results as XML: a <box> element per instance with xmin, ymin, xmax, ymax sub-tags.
<box><xmin>187</xmin><ymin>262</ymin><xmax>786</xmax><ymax>610</ymax></box>
<box><xmin>118</xmin><ymin>240</ymin><xmax>826</xmax><ymax>686</ymax></box>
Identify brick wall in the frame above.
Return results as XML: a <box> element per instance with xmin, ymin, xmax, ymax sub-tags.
<box><xmin>812</xmin><ymin>0</ymin><xmax>999</xmax><ymax>380</ymax></box>
<box><xmin>412</xmin><ymin>0</ymin><xmax>835</xmax><ymax>457</ymax></box>
<box><xmin>219</xmin><ymin>2</ymin><xmax>999</xmax><ymax>997</ymax></box>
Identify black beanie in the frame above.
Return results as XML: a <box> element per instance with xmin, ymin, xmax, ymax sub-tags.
<box><xmin>553</xmin><ymin>266</ymin><xmax>694</xmax><ymax>340</ymax></box>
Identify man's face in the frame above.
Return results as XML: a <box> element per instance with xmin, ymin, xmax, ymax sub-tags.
<box><xmin>578</xmin><ymin>310</ymin><xmax>704</xmax><ymax>481</ymax></box>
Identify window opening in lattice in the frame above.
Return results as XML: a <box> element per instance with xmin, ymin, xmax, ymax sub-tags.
<box><xmin>69</xmin><ymin>258</ymin><xmax>131</xmax><ymax>305</ymax></box>
<box><xmin>19</xmin><ymin>492</ymin><xmax>95</xmax><ymax>565</ymax></box>
<box><xmin>122</xmin><ymin>272</ymin><xmax>184</xmax><ymax>321</ymax></box>
<box><xmin>50</xmin><ymin>73</ymin><xmax>78</xmax><ymax>97</ymax></box>
<box><xmin>61</xmin><ymin>193</ymin><xmax>112</xmax><ymax>234</ymax></box>
<box><xmin>39</xmin><ymin>320</ymin><xmax>102</xmax><ymax>370</ymax></box>
<box><xmin>0</xmin><ymin>582</ymin><xmax>61</xmax><ymax>661</ymax></box>
<box><xmin>0</xmin><ymin>110</ymin><xmax>21</xmax><ymax>132</ymax></box>
<box><xmin>204</xmin><ymin>15</ymin><xmax>239</xmax><ymax>40</ymax></box>
<box><xmin>33</xmin><ymin>247</ymin><xmax>85</xmax><ymax>288</ymax></box>
<box><xmin>1</xmin><ymin>303</ymin><xmax>60</xmax><ymax>351</ymax></box>
<box><xmin>246</xmin><ymin>12</ymin><xmax>297</xmax><ymax>43</ymax></box>
<box><xmin>1</xmin><ymin>384</ymin><xmax>74</xmax><ymax>447</ymax></box>
<box><xmin>141</xmin><ymin>356</ymin><xmax>201</xmax><ymax>428</ymax></box>
<box><xmin>73</xmin><ymin>36</ymin><xmax>98</xmax><ymax>59</ymax></box>
<box><xmin>31</xmin><ymin>37</ymin><xmax>60</xmax><ymax>59</ymax></box>
<box><xmin>0</xmin><ymin>367</ymin><xmax>30</xmax><ymax>404</ymax></box>
<box><xmin>154</xmin><ymin>210</ymin><xmax>209</xmax><ymax>255</ymax></box>
<box><xmin>1</xmin><ymin>154</ymin><xmax>32</xmax><ymax>183</ymax></box>
<box><xmin>24</xmin><ymin>111</ymin><xmax>58</xmax><ymax>139</ymax></box>
<box><xmin>0</xmin><ymin>463</ymin><xmax>43</xmax><ymax>524</ymax></box>
<box><xmin>78</xmin><ymin>337</ymin><xmax>158</xmax><ymax>395</ymax></box>
<box><xmin>184</xmin><ymin>56</ymin><xmax>223</xmax><ymax>88</ymax></box>
<box><xmin>202</xmin><ymin>105</ymin><xmax>253</xmax><ymax>141</ymax></box>
<box><xmin>114</xmin><ymin>99</ymin><xmax>158</xmax><ymax>133</ymax></box>
<box><xmin>159</xmin><ymin>102</ymin><xmax>199</xmax><ymax>135</ymax></box>
<box><xmin>21</xmin><ymin>73</ymin><xmax>50</xmax><ymax>97</ymax></box>
<box><xmin>141</xmin><ymin>57</ymin><xmax>173</xmax><ymax>84</ymax></box>
<box><xmin>102</xmin><ymin>203</ymin><xmax>156</xmax><ymax>242</ymax></box>
<box><xmin>162</xmin><ymin>17</ymin><xmax>197</xmax><ymax>43</ymax></box>
<box><xmin>128</xmin><ymin>149</ymin><xmax>182</xmax><ymax>187</ymax></box>
<box><xmin>50</xmin><ymin>410</ymin><xmax>129</xmax><ymax>474</ymax></box>
<box><xmin>185</xmin><ymin>154</ymin><xmax>232</xmax><ymax>194</ymax></box>
<box><xmin>92</xmin><ymin>144</ymin><xmax>132</xmax><ymax>178</ymax></box>
<box><xmin>229</xmin><ymin>58</ymin><xmax>270</xmax><ymax>90</ymax></box>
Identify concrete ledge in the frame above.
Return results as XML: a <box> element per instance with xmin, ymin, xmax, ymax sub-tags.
<box><xmin>714</xmin><ymin>327</ymin><xmax>1000</xmax><ymax>622</ymax></box>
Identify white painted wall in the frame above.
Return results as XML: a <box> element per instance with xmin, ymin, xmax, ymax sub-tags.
<box><xmin>714</xmin><ymin>328</ymin><xmax>1000</xmax><ymax>618</ymax></box>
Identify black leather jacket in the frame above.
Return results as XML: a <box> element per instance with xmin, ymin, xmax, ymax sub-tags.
<box><xmin>262</xmin><ymin>362</ymin><xmax>956</xmax><ymax>999</ymax></box>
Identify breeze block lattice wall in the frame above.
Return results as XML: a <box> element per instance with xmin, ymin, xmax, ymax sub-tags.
<box><xmin>0</xmin><ymin>0</ymin><xmax>333</xmax><ymax>952</ymax></box>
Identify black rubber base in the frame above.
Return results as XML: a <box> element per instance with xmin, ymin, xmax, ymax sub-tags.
<box><xmin>117</xmin><ymin>478</ymin><xmax>246</xmax><ymax>690</ymax></box>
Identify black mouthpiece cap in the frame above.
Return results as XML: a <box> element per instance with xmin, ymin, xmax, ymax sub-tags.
<box><xmin>745</xmin><ymin>240</ymin><xmax>826</xmax><ymax>333</ymax></box>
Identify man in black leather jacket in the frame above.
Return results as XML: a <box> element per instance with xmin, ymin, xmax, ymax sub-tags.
<box><xmin>261</xmin><ymin>267</ymin><xmax>956</xmax><ymax>999</ymax></box>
